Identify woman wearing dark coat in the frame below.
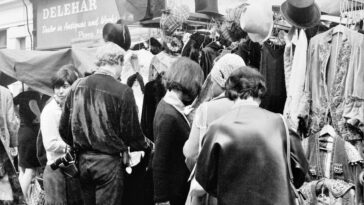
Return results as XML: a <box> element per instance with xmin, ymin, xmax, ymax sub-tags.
<box><xmin>195</xmin><ymin>66</ymin><xmax>308</xmax><ymax>205</ymax></box>
<box><xmin>153</xmin><ymin>57</ymin><xmax>204</xmax><ymax>205</ymax></box>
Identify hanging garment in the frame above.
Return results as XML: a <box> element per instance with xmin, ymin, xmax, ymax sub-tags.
<box><xmin>302</xmin><ymin>133</ymin><xmax>364</xmax><ymax>204</ymax></box>
<box><xmin>148</xmin><ymin>51</ymin><xmax>178</xmax><ymax>81</ymax></box>
<box><xmin>121</xmin><ymin>50</ymin><xmax>153</xmax><ymax>85</ymax></box>
<box><xmin>259</xmin><ymin>40</ymin><xmax>287</xmax><ymax>114</ymax></box>
<box><xmin>283</xmin><ymin>29</ymin><xmax>308</xmax><ymax>130</ymax></box>
<box><xmin>141</xmin><ymin>75</ymin><xmax>166</xmax><ymax>142</ymax></box>
<box><xmin>299</xmin><ymin>179</ymin><xmax>356</xmax><ymax>205</ymax></box>
<box><xmin>298</xmin><ymin>25</ymin><xmax>364</xmax><ymax>141</ymax></box>
<box><xmin>127</xmin><ymin>72</ymin><xmax>146</xmax><ymax>121</ymax></box>
<box><xmin>235</xmin><ymin>39</ymin><xmax>261</xmax><ymax>69</ymax></box>
<box><xmin>199</xmin><ymin>42</ymin><xmax>223</xmax><ymax>78</ymax></box>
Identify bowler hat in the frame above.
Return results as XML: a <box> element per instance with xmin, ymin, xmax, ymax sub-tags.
<box><xmin>195</xmin><ymin>0</ymin><xmax>222</xmax><ymax>16</ymax></box>
<box><xmin>280</xmin><ymin>0</ymin><xmax>321</xmax><ymax>29</ymax></box>
<box><xmin>103</xmin><ymin>22</ymin><xmax>131</xmax><ymax>51</ymax></box>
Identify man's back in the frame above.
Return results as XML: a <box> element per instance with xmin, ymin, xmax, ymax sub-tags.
<box><xmin>60</xmin><ymin>73</ymin><xmax>148</xmax><ymax>155</ymax></box>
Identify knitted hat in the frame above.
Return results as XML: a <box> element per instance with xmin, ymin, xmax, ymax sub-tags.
<box><xmin>210</xmin><ymin>54</ymin><xmax>246</xmax><ymax>88</ymax></box>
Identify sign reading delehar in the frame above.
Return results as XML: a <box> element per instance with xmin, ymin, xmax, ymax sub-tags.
<box><xmin>36</xmin><ymin>0</ymin><xmax>120</xmax><ymax>49</ymax></box>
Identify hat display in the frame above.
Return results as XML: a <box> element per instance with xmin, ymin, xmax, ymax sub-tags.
<box><xmin>239</xmin><ymin>0</ymin><xmax>273</xmax><ymax>44</ymax></box>
<box><xmin>102</xmin><ymin>22</ymin><xmax>131</xmax><ymax>51</ymax></box>
<box><xmin>280</xmin><ymin>0</ymin><xmax>321</xmax><ymax>29</ymax></box>
<box><xmin>210</xmin><ymin>53</ymin><xmax>246</xmax><ymax>88</ymax></box>
<box><xmin>195</xmin><ymin>0</ymin><xmax>222</xmax><ymax>16</ymax></box>
<box><xmin>160</xmin><ymin>5</ymin><xmax>190</xmax><ymax>36</ymax></box>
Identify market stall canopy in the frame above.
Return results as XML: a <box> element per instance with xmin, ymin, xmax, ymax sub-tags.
<box><xmin>0</xmin><ymin>47</ymin><xmax>97</xmax><ymax>96</ymax></box>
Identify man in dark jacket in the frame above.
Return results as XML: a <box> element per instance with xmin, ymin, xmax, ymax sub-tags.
<box><xmin>59</xmin><ymin>42</ymin><xmax>152</xmax><ymax>205</ymax></box>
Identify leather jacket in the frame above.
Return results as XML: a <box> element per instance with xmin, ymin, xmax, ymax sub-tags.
<box><xmin>59</xmin><ymin>73</ymin><xmax>151</xmax><ymax>155</ymax></box>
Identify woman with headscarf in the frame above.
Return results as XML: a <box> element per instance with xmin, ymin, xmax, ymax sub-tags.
<box><xmin>183</xmin><ymin>53</ymin><xmax>245</xmax><ymax>205</ymax></box>
<box><xmin>184</xmin><ymin>53</ymin><xmax>246</xmax><ymax>170</ymax></box>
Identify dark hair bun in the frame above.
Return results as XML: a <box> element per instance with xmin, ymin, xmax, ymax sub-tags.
<box><xmin>225</xmin><ymin>66</ymin><xmax>266</xmax><ymax>101</ymax></box>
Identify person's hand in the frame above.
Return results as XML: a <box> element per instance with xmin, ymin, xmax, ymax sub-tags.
<box><xmin>359</xmin><ymin>171</ymin><xmax>364</xmax><ymax>185</ymax></box>
<box><xmin>10</xmin><ymin>147</ymin><xmax>18</xmax><ymax>157</ymax></box>
<box><xmin>155</xmin><ymin>201</ymin><xmax>170</xmax><ymax>205</ymax></box>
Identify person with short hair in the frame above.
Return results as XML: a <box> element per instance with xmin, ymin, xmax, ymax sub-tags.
<box><xmin>59</xmin><ymin>42</ymin><xmax>152</xmax><ymax>205</ymax></box>
<box><xmin>153</xmin><ymin>57</ymin><xmax>204</xmax><ymax>205</ymax></box>
<box><xmin>41</xmin><ymin>64</ymin><xmax>83</xmax><ymax>205</ymax></box>
<box><xmin>195</xmin><ymin>66</ymin><xmax>308</xmax><ymax>205</ymax></box>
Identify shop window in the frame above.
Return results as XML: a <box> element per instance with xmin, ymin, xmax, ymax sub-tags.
<box><xmin>16</xmin><ymin>37</ymin><xmax>26</xmax><ymax>50</ymax></box>
<box><xmin>0</xmin><ymin>30</ymin><xmax>6</xmax><ymax>49</ymax></box>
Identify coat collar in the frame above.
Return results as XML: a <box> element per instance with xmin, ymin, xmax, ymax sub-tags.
<box><xmin>163</xmin><ymin>91</ymin><xmax>191</xmax><ymax>127</ymax></box>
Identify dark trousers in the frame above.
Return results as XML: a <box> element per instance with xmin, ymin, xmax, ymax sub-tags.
<box><xmin>78</xmin><ymin>153</ymin><xmax>124</xmax><ymax>205</ymax></box>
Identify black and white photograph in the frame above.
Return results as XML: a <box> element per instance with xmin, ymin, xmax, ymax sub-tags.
<box><xmin>0</xmin><ymin>0</ymin><xmax>364</xmax><ymax>204</ymax></box>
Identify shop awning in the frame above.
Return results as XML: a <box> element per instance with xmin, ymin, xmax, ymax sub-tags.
<box><xmin>0</xmin><ymin>47</ymin><xmax>97</xmax><ymax>95</ymax></box>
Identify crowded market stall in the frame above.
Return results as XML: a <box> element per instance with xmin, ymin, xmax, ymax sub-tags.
<box><xmin>1</xmin><ymin>0</ymin><xmax>364</xmax><ymax>204</ymax></box>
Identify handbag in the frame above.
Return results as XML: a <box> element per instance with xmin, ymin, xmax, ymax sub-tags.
<box><xmin>280</xmin><ymin>115</ymin><xmax>304</xmax><ymax>205</ymax></box>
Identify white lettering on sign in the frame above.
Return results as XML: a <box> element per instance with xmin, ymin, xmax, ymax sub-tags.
<box><xmin>57</xmin><ymin>5</ymin><xmax>64</xmax><ymax>17</ymax></box>
<box><xmin>64</xmin><ymin>3</ymin><xmax>71</xmax><ymax>15</ymax></box>
<box><xmin>42</xmin><ymin>0</ymin><xmax>98</xmax><ymax>20</ymax></box>
<box><xmin>71</xmin><ymin>2</ymin><xmax>80</xmax><ymax>14</ymax></box>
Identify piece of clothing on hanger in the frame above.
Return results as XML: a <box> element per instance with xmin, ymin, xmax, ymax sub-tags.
<box><xmin>299</xmin><ymin>179</ymin><xmax>356</xmax><ymax>205</ymax></box>
<box><xmin>283</xmin><ymin>29</ymin><xmax>308</xmax><ymax>131</ymax></box>
<box><xmin>259</xmin><ymin>40</ymin><xmax>287</xmax><ymax>114</ymax></box>
<box><xmin>302</xmin><ymin>132</ymin><xmax>364</xmax><ymax>204</ymax></box>
<box><xmin>298</xmin><ymin>25</ymin><xmax>364</xmax><ymax>141</ymax></box>
<box><xmin>235</xmin><ymin>39</ymin><xmax>261</xmax><ymax>69</ymax></box>
<box><xmin>199</xmin><ymin>42</ymin><xmax>223</xmax><ymax>79</ymax></box>
<box><xmin>141</xmin><ymin>74</ymin><xmax>166</xmax><ymax>142</ymax></box>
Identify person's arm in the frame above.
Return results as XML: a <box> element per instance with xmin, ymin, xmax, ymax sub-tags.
<box><xmin>120</xmin><ymin>88</ymin><xmax>151</xmax><ymax>152</ymax></box>
<box><xmin>6</xmin><ymin>93</ymin><xmax>19</xmax><ymax>148</ymax></box>
<box><xmin>183</xmin><ymin>106</ymin><xmax>204</xmax><ymax>171</ymax></box>
<box><xmin>41</xmin><ymin>104</ymin><xmax>67</xmax><ymax>153</ymax></box>
<box><xmin>195</xmin><ymin>123</ymin><xmax>219</xmax><ymax>197</ymax></box>
<box><xmin>29</xmin><ymin>99</ymin><xmax>41</xmax><ymax>123</ymax></box>
<box><xmin>152</xmin><ymin>113</ymin><xmax>176</xmax><ymax>203</ymax></box>
<box><xmin>59</xmin><ymin>90</ymin><xmax>73</xmax><ymax>146</ymax></box>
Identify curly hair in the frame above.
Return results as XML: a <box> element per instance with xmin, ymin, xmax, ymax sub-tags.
<box><xmin>225</xmin><ymin>66</ymin><xmax>266</xmax><ymax>101</ymax></box>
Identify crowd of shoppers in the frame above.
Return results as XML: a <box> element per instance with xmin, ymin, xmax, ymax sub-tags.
<box><xmin>0</xmin><ymin>20</ymin><xmax>309</xmax><ymax>205</ymax></box>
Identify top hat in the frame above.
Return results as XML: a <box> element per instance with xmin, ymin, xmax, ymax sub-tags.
<box><xmin>102</xmin><ymin>22</ymin><xmax>131</xmax><ymax>51</ymax></box>
<box><xmin>195</xmin><ymin>0</ymin><xmax>222</xmax><ymax>16</ymax></box>
<box><xmin>280</xmin><ymin>0</ymin><xmax>321</xmax><ymax>29</ymax></box>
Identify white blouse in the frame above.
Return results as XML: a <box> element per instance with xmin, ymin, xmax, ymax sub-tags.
<box><xmin>40</xmin><ymin>99</ymin><xmax>67</xmax><ymax>165</ymax></box>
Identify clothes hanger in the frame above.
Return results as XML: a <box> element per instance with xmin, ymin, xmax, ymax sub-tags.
<box><xmin>319</xmin><ymin>124</ymin><xmax>336</xmax><ymax>140</ymax></box>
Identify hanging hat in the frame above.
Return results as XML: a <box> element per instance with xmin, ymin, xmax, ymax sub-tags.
<box><xmin>195</xmin><ymin>0</ymin><xmax>222</xmax><ymax>16</ymax></box>
<box><xmin>239</xmin><ymin>0</ymin><xmax>273</xmax><ymax>44</ymax></box>
<box><xmin>210</xmin><ymin>54</ymin><xmax>246</xmax><ymax>88</ymax></box>
<box><xmin>103</xmin><ymin>22</ymin><xmax>131</xmax><ymax>51</ymax></box>
<box><xmin>280</xmin><ymin>0</ymin><xmax>321</xmax><ymax>29</ymax></box>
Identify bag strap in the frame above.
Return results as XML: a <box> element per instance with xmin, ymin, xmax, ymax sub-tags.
<box><xmin>280</xmin><ymin>114</ymin><xmax>293</xmax><ymax>181</ymax></box>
